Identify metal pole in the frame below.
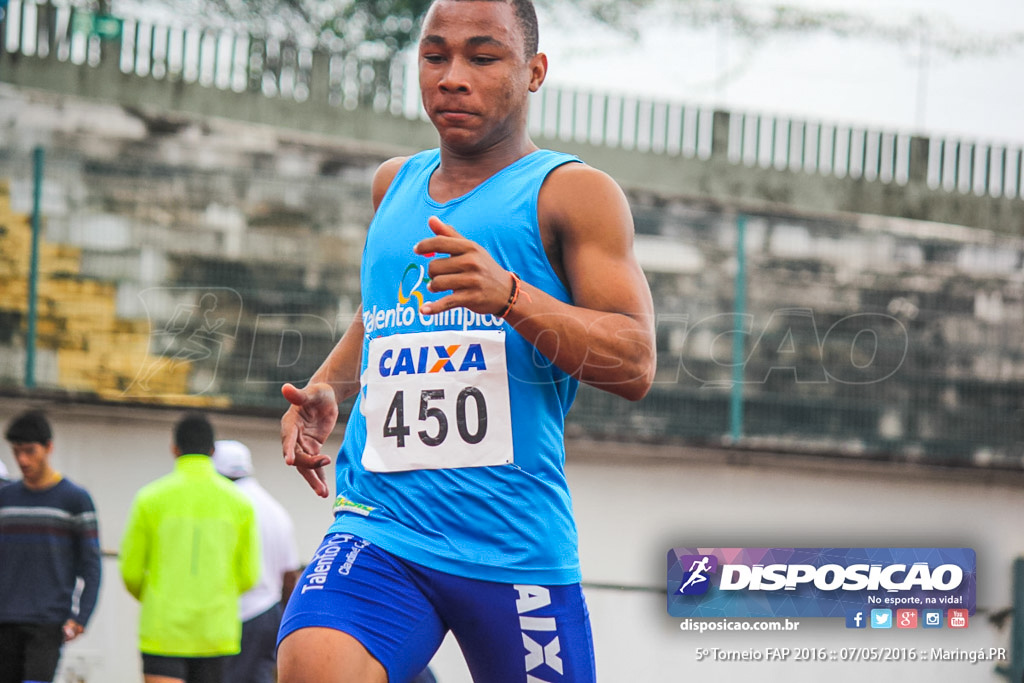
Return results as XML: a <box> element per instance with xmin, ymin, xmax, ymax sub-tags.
<box><xmin>729</xmin><ymin>214</ymin><xmax>747</xmax><ymax>441</ymax></box>
<box><xmin>25</xmin><ymin>145</ymin><xmax>43</xmax><ymax>388</ymax></box>
<box><xmin>995</xmin><ymin>556</ymin><xmax>1024</xmax><ymax>681</ymax></box>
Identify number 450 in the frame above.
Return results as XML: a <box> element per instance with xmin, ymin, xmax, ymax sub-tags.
<box><xmin>383</xmin><ymin>388</ymin><xmax>488</xmax><ymax>447</ymax></box>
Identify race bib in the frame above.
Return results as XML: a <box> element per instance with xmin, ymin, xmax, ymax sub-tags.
<box><xmin>361</xmin><ymin>329</ymin><xmax>514</xmax><ymax>472</ymax></box>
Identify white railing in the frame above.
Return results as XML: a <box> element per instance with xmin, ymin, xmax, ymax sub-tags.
<box><xmin>3</xmin><ymin>0</ymin><xmax>1021</xmax><ymax>199</ymax></box>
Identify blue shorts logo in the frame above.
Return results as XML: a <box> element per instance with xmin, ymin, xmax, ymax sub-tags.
<box><xmin>676</xmin><ymin>554</ymin><xmax>718</xmax><ymax>595</ymax></box>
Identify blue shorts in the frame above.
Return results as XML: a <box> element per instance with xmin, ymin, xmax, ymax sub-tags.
<box><xmin>279</xmin><ymin>533</ymin><xmax>596</xmax><ymax>683</ymax></box>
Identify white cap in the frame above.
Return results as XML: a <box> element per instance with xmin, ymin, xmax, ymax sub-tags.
<box><xmin>212</xmin><ymin>439</ymin><xmax>253</xmax><ymax>479</ymax></box>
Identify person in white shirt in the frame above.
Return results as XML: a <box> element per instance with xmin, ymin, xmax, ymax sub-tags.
<box><xmin>213</xmin><ymin>439</ymin><xmax>301</xmax><ymax>683</ymax></box>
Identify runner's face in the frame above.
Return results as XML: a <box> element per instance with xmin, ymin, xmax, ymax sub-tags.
<box><xmin>10</xmin><ymin>441</ymin><xmax>53</xmax><ymax>485</ymax></box>
<box><xmin>418</xmin><ymin>1</ymin><xmax>544</xmax><ymax>152</ymax></box>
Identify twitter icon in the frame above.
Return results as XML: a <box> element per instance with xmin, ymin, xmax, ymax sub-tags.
<box><xmin>871</xmin><ymin>609</ymin><xmax>893</xmax><ymax>629</ymax></box>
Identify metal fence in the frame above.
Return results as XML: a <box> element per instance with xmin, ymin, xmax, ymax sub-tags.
<box><xmin>3</xmin><ymin>0</ymin><xmax>1023</xmax><ymax>200</ymax></box>
<box><xmin>0</xmin><ymin>146</ymin><xmax>370</xmax><ymax>410</ymax></box>
<box><xmin>1</xmin><ymin>141</ymin><xmax>1022</xmax><ymax>466</ymax></box>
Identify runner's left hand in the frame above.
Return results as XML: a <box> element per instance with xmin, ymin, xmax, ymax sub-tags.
<box><xmin>415</xmin><ymin>216</ymin><xmax>511</xmax><ymax>316</ymax></box>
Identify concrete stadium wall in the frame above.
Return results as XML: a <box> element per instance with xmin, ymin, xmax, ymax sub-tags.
<box><xmin>1</xmin><ymin>395</ymin><xmax>1020</xmax><ymax>683</ymax></box>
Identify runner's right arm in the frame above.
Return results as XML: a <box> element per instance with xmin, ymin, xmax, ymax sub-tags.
<box><xmin>280</xmin><ymin>311</ymin><xmax>363</xmax><ymax>498</ymax></box>
<box><xmin>280</xmin><ymin>157</ymin><xmax>407</xmax><ymax>496</ymax></box>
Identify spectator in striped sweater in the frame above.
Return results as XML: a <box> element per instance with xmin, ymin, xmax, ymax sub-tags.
<box><xmin>0</xmin><ymin>409</ymin><xmax>102</xmax><ymax>683</ymax></box>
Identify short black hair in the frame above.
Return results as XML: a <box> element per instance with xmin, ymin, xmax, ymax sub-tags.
<box><xmin>5</xmin><ymin>410</ymin><xmax>53</xmax><ymax>445</ymax></box>
<box><xmin>174</xmin><ymin>411</ymin><xmax>215</xmax><ymax>456</ymax></box>
<box><xmin>431</xmin><ymin>0</ymin><xmax>539</xmax><ymax>57</ymax></box>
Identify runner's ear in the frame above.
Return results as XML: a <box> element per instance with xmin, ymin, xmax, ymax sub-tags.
<box><xmin>528</xmin><ymin>53</ymin><xmax>547</xmax><ymax>93</ymax></box>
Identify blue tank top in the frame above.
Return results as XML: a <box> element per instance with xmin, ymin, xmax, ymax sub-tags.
<box><xmin>327</xmin><ymin>148</ymin><xmax>583</xmax><ymax>584</ymax></box>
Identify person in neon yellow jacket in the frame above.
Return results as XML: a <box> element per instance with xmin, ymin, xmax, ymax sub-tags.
<box><xmin>120</xmin><ymin>412</ymin><xmax>261</xmax><ymax>683</ymax></box>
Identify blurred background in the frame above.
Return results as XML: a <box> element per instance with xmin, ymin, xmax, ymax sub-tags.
<box><xmin>0</xmin><ymin>0</ymin><xmax>1022</xmax><ymax>680</ymax></box>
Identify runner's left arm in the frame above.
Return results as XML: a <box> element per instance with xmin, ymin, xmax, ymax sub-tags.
<box><xmin>415</xmin><ymin>163</ymin><xmax>656</xmax><ymax>400</ymax></box>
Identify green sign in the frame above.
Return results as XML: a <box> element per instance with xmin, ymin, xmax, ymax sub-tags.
<box><xmin>70</xmin><ymin>10</ymin><xmax>123</xmax><ymax>41</ymax></box>
<box><xmin>93</xmin><ymin>14</ymin><xmax>123</xmax><ymax>40</ymax></box>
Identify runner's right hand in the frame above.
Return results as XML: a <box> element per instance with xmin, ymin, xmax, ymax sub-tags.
<box><xmin>281</xmin><ymin>382</ymin><xmax>338</xmax><ymax>498</ymax></box>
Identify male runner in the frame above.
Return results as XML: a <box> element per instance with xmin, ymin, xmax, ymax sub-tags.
<box><xmin>278</xmin><ymin>1</ymin><xmax>656</xmax><ymax>681</ymax></box>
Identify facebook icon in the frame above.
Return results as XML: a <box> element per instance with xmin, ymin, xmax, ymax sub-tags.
<box><xmin>846</xmin><ymin>609</ymin><xmax>867</xmax><ymax>629</ymax></box>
